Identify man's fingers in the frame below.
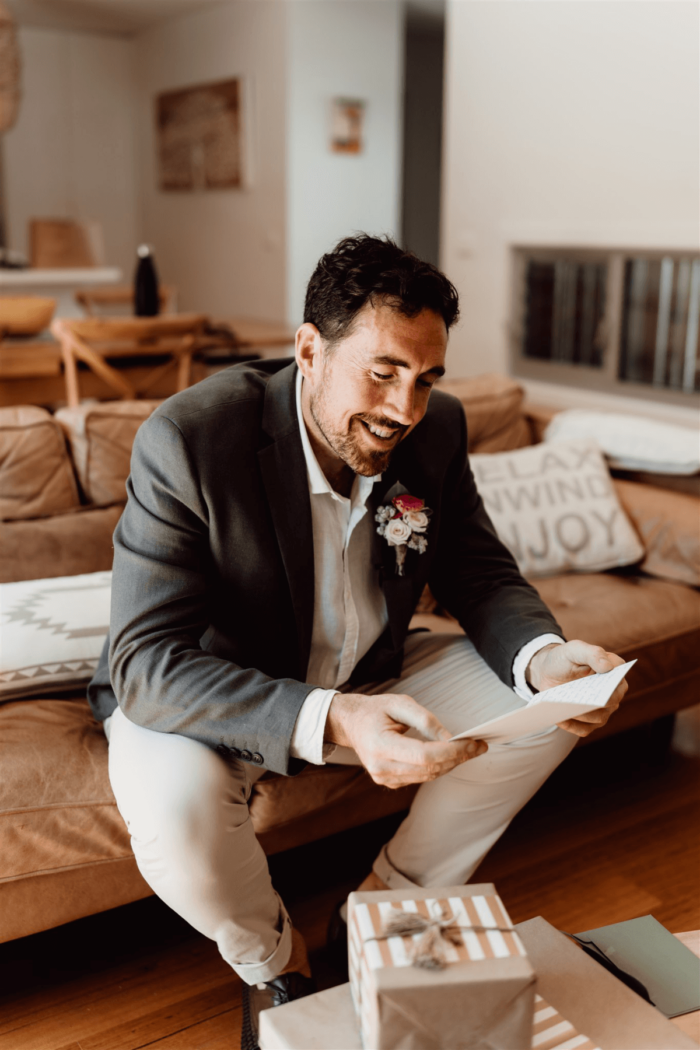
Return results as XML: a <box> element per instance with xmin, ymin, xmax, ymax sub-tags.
<box><xmin>562</xmin><ymin>639</ymin><xmax>625</xmax><ymax>675</ymax></box>
<box><xmin>558</xmin><ymin>686</ymin><xmax>625</xmax><ymax>736</ymax></box>
<box><xmin>379</xmin><ymin>731</ymin><xmax>485</xmax><ymax>769</ymax></box>
<box><xmin>366</xmin><ymin>734</ymin><xmax>487</xmax><ymax>786</ymax></box>
<box><xmin>384</xmin><ymin>694</ymin><xmax>452</xmax><ymax>742</ymax></box>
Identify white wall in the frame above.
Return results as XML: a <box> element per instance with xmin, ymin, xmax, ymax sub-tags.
<box><xmin>3</xmin><ymin>26</ymin><xmax>138</xmax><ymax>273</ymax></box>
<box><xmin>133</xmin><ymin>2</ymin><xmax>288</xmax><ymax>320</ymax></box>
<box><xmin>441</xmin><ymin>0</ymin><xmax>700</xmax><ymax>412</ymax></box>
<box><xmin>286</xmin><ymin>0</ymin><xmax>404</xmax><ymax>324</ymax></box>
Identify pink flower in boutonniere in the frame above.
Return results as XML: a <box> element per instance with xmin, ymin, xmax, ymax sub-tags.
<box><xmin>375</xmin><ymin>494</ymin><xmax>432</xmax><ymax>576</ymax></box>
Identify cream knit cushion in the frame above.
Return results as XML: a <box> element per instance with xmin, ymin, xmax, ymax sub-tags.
<box><xmin>470</xmin><ymin>440</ymin><xmax>644</xmax><ymax>578</ymax></box>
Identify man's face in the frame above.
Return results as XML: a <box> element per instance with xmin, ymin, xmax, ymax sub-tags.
<box><xmin>298</xmin><ymin>301</ymin><xmax>447</xmax><ymax>478</ymax></box>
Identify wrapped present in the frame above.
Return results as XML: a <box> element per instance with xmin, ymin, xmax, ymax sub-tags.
<box><xmin>347</xmin><ymin>882</ymin><xmax>535</xmax><ymax>1050</ymax></box>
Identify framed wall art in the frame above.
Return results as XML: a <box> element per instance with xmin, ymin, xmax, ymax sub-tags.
<box><xmin>156</xmin><ymin>77</ymin><xmax>247</xmax><ymax>191</ymax></box>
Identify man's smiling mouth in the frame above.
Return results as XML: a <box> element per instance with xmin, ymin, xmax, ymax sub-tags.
<box><xmin>359</xmin><ymin>419</ymin><xmax>402</xmax><ymax>442</ymax></box>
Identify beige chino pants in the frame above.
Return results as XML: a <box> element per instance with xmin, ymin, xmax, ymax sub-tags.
<box><xmin>105</xmin><ymin>633</ymin><xmax>577</xmax><ymax>984</ymax></box>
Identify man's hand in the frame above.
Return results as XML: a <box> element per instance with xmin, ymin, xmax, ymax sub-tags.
<box><xmin>526</xmin><ymin>640</ymin><xmax>628</xmax><ymax>738</ymax></box>
<box><xmin>325</xmin><ymin>692</ymin><xmax>487</xmax><ymax>789</ymax></box>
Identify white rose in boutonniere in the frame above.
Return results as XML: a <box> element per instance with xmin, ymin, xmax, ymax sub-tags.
<box><xmin>375</xmin><ymin>493</ymin><xmax>432</xmax><ymax>576</ymax></box>
<box><xmin>384</xmin><ymin>518</ymin><xmax>412</xmax><ymax>545</ymax></box>
<box><xmin>403</xmin><ymin>510</ymin><xmax>429</xmax><ymax>532</ymax></box>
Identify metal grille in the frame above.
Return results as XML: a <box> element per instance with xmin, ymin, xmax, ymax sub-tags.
<box><xmin>620</xmin><ymin>256</ymin><xmax>700</xmax><ymax>392</ymax></box>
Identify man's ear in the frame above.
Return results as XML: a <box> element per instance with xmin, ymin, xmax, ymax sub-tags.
<box><xmin>295</xmin><ymin>323</ymin><xmax>324</xmax><ymax>382</ymax></box>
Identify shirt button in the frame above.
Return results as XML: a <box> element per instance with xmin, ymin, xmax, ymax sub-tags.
<box><xmin>251</xmin><ymin>752</ymin><xmax>264</xmax><ymax>765</ymax></box>
<box><xmin>230</xmin><ymin>746</ymin><xmax>242</xmax><ymax>757</ymax></box>
<box><xmin>239</xmin><ymin>749</ymin><xmax>253</xmax><ymax>762</ymax></box>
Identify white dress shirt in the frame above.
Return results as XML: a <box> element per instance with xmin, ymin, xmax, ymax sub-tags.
<box><xmin>289</xmin><ymin>371</ymin><xmax>562</xmax><ymax>764</ymax></box>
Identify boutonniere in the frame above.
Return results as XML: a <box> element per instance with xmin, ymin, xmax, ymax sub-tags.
<box><xmin>375</xmin><ymin>494</ymin><xmax>432</xmax><ymax>576</ymax></box>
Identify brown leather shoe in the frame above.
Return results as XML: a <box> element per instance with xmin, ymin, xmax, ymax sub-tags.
<box><xmin>240</xmin><ymin>971</ymin><xmax>316</xmax><ymax>1050</ymax></box>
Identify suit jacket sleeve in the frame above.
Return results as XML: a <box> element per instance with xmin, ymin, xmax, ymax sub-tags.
<box><xmin>428</xmin><ymin>405</ymin><xmax>565</xmax><ymax>686</ymax></box>
<box><xmin>108</xmin><ymin>412</ymin><xmax>314</xmax><ymax>775</ymax></box>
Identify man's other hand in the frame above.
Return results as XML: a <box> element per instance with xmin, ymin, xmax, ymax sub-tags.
<box><xmin>526</xmin><ymin>640</ymin><xmax>628</xmax><ymax>738</ymax></box>
<box><xmin>324</xmin><ymin>692</ymin><xmax>487</xmax><ymax>789</ymax></box>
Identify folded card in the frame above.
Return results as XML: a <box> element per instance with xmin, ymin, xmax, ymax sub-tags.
<box><xmin>451</xmin><ymin>661</ymin><xmax>636</xmax><ymax>744</ymax></box>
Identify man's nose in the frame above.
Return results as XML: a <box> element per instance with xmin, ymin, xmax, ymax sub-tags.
<box><xmin>384</xmin><ymin>383</ymin><xmax>416</xmax><ymax>426</ymax></box>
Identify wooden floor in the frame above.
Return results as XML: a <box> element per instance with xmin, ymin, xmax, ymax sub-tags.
<box><xmin>1</xmin><ymin>727</ymin><xmax>698</xmax><ymax>1050</ymax></box>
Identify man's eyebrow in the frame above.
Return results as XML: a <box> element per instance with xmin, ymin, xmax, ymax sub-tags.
<box><xmin>372</xmin><ymin>354</ymin><xmax>445</xmax><ymax>378</ymax></box>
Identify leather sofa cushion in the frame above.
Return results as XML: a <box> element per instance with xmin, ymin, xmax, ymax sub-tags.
<box><xmin>0</xmin><ymin>504</ymin><xmax>122</xmax><ymax>583</ymax></box>
<box><xmin>0</xmin><ymin>699</ymin><xmax>132</xmax><ymax>885</ymax></box>
<box><xmin>614</xmin><ymin>479</ymin><xmax>700</xmax><ymax>587</ymax></box>
<box><xmin>0</xmin><ymin>405</ymin><xmax>80</xmax><ymax>521</ymax></box>
<box><xmin>0</xmin><ymin>698</ymin><xmax>405</xmax><ymax>888</ymax></box>
<box><xmin>55</xmin><ymin>401</ymin><xmax>160</xmax><ymax>506</ymax></box>
<box><xmin>532</xmin><ymin>572</ymin><xmax>700</xmax><ymax>696</ymax></box>
<box><xmin>439</xmin><ymin>374</ymin><xmax>532</xmax><ymax>453</ymax></box>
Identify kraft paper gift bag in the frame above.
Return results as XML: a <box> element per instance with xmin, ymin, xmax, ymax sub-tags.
<box><xmin>258</xmin><ymin>982</ymin><xmax>603</xmax><ymax>1050</ymax></box>
<box><xmin>347</xmin><ymin>882</ymin><xmax>535</xmax><ymax>1050</ymax></box>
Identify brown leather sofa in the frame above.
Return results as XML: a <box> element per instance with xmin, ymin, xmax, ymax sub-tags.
<box><xmin>1</xmin><ymin>374</ymin><xmax>699</xmax><ymax>944</ymax></box>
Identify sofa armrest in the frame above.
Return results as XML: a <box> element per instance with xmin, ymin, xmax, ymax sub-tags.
<box><xmin>522</xmin><ymin>403</ymin><xmax>559</xmax><ymax>445</ymax></box>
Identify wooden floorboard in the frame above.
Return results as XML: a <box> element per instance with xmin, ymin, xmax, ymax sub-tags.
<box><xmin>0</xmin><ymin>732</ymin><xmax>697</xmax><ymax>1050</ymax></box>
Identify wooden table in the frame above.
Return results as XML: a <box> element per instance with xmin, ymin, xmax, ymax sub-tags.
<box><xmin>216</xmin><ymin>316</ymin><xmax>296</xmax><ymax>355</ymax></box>
<box><xmin>0</xmin><ymin>316</ymin><xmax>297</xmax><ymax>408</ymax></box>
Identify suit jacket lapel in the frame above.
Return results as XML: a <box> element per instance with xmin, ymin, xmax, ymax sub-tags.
<box><xmin>258</xmin><ymin>363</ymin><xmax>314</xmax><ymax>678</ymax></box>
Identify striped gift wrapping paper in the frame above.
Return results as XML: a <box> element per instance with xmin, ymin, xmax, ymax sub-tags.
<box><xmin>348</xmin><ymin>894</ymin><xmax>600</xmax><ymax>1050</ymax></box>
<box><xmin>532</xmin><ymin>993</ymin><xmax>600</xmax><ymax>1050</ymax></box>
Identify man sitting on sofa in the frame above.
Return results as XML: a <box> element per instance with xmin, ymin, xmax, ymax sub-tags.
<box><xmin>88</xmin><ymin>235</ymin><xmax>627</xmax><ymax>1048</ymax></box>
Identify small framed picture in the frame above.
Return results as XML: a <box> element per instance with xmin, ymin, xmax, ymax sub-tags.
<box><xmin>330</xmin><ymin>98</ymin><xmax>365</xmax><ymax>154</ymax></box>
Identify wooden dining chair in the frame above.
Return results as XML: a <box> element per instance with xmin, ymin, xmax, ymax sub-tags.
<box><xmin>51</xmin><ymin>314</ymin><xmax>207</xmax><ymax>407</ymax></box>
<box><xmin>75</xmin><ymin>285</ymin><xmax>176</xmax><ymax>316</ymax></box>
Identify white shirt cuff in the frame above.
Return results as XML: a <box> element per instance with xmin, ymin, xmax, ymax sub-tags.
<box><xmin>290</xmin><ymin>687</ymin><xmax>338</xmax><ymax>765</ymax></box>
<box><xmin>512</xmin><ymin>634</ymin><xmax>565</xmax><ymax>701</ymax></box>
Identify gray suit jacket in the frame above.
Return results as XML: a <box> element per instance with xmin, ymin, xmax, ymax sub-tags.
<box><xmin>88</xmin><ymin>359</ymin><xmax>563</xmax><ymax>775</ymax></box>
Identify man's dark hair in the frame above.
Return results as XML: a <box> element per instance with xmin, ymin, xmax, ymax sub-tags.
<box><xmin>304</xmin><ymin>234</ymin><xmax>459</xmax><ymax>346</ymax></box>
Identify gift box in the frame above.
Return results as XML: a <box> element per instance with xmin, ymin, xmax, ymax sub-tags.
<box><xmin>347</xmin><ymin>883</ymin><xmax>535</xmax><ymax>1050</ymax></box>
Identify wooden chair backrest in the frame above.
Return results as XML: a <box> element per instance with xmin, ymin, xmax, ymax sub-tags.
<box><xmin>55</xmin><ymin>314</ymin><xmax>207</xmax><ymax>343</ymax></box>
<box><xmin>51</xmin><ymin>314</ymin><xmax>209</xmax><ymax>407</ymax></box>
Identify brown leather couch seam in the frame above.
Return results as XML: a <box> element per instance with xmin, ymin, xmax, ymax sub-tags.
<box><xmin>0</xmin><ymin>801</ymin><xmax>119</xmax><ymax>817</ymax></box>
<box><xmin>605</xmin><ymin>623</ymin><xmax>700</xmax><ymax>653</ymax></box>
<box><xmin>0</xmin><ymin>855</ymin><xmax>134</xmax><ymax>884</ymax></box>
<box><xmin>618</xmin><ymin>665</ymin><xmax>700</xmax><ymax>699</ymax></box>
<box><xmin>0</xmin><ymin>499</ymin><xmax>125</xmax><ymax>525</ymax></box>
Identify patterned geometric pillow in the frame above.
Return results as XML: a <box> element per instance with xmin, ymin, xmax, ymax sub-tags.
<box><xmin>0</xmin><ymin>572</ymin><xmax>110</xmax><ymax>700</ymax></box>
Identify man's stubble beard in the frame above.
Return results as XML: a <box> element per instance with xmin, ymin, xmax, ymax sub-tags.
<box><xmin>309</xmin><ymin>387</ymin><xmax>395</xmax><ymax>477</ymax></box>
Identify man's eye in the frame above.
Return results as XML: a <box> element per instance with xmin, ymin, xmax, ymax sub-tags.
<box><xmin>371</xmin><ymin>371</ymin><xmax>393</xmax><ymax>381</ymax></box>
<box><xmin>417</xmin><ymin>379</ymin><xmax>435</xmax><ymax>390</ymax></box>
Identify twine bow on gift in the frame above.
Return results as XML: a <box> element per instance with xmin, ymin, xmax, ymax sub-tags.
<box><xmin>371</xmin><ymin>908</ymin><xmax>516</xmax><ymax>971</ymax></box>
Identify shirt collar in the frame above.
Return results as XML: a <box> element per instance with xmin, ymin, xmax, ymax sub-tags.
<box><xmin>295</xmin><ymin>368</ymin><xmax>381</xmax><ymax>503</ymax></box>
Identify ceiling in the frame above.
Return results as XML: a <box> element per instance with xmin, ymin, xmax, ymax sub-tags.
<box><xmin>6</xmin><ymin>0</ymin><xmax>227</xmax><ymax>36</ymax></box>
<box><xmin>7</xmin><ymin>0</ymin><xmax>446</xmax><ymax>39</ymax></box>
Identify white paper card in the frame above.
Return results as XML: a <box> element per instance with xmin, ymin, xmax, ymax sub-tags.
<box><xmin>451</xmin><ymin>660</ymin><xmax>636</xmax><ymax>743</ymax></box>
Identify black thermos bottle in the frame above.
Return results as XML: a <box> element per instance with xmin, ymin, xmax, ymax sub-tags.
<box><xmin>134</xmin><ymin>244</ymin><xmax>160</xmax><ymax>316</ymax></box>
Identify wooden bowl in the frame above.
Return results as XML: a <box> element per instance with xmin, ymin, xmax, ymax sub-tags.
<box><xmin>0</xmin><ymin>296</ymin><xmax>57</xmax><ymax>336</ymax></box>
